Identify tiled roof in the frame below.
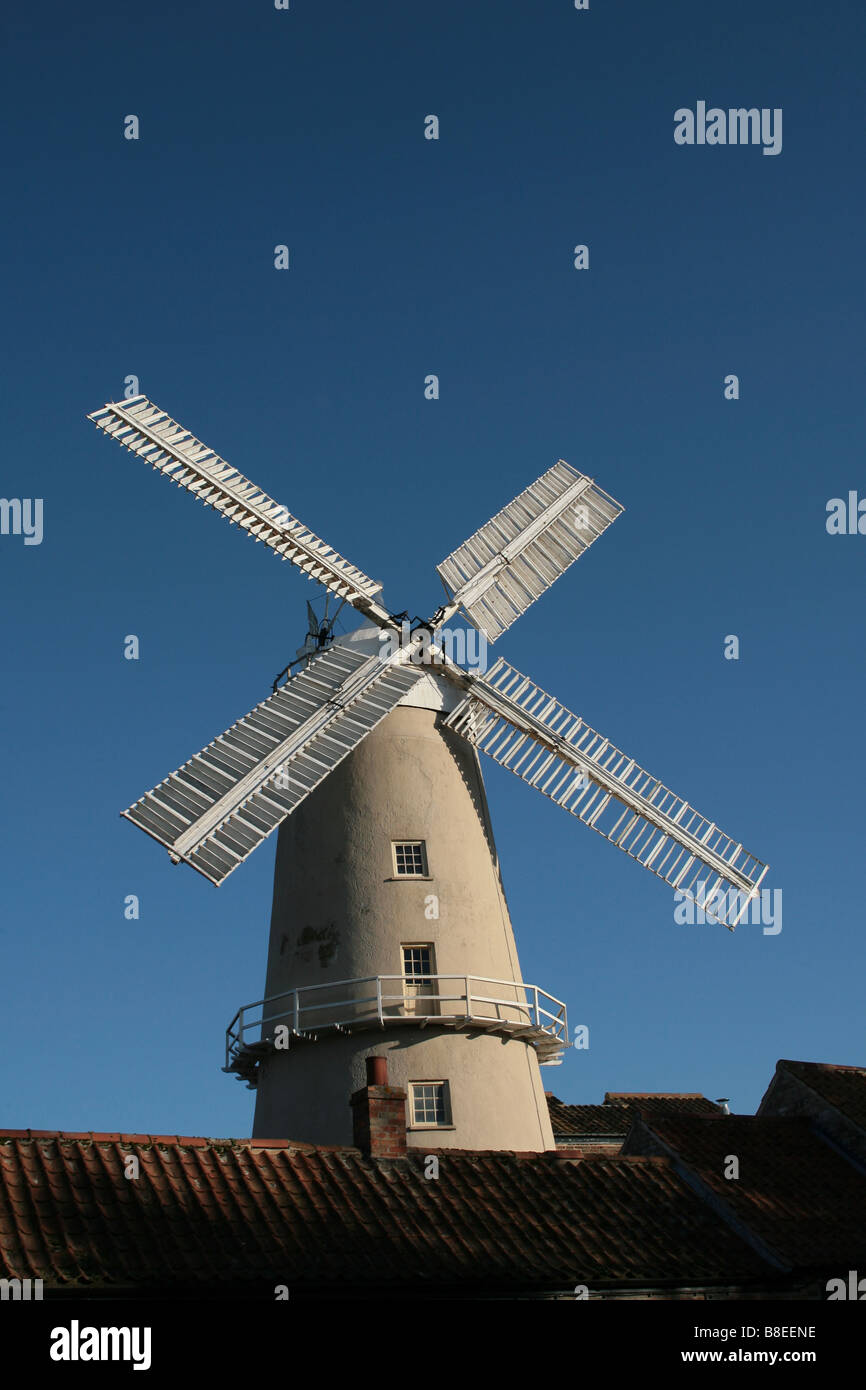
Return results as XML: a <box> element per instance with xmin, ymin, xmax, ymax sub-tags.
<box><xmin>0</xmin><ymin>1130</ymin><xmax>768</xmax><ymax>1295</ymax></box>
<box><xmin>546</xmin><ymin>1100</ymin><xmax>632</xmax><ymax>1137</ymax></box>
<box><xmin>623</xmin><ymin>1115</ymin><xmax>866</xmax><ymax>1272</ymax></box>
<box><xmin>774</xmin><ymin>1060</ymin><xmax>866</xmax><ymax>1130</ymax></box>
<box><xmin>605</xmin><ymin>1094</ymin><xmax>724</xmax><ymax>1117</ymax></box>
<box><xmin>546</xmin><ymin>1093</ymin><xmax>722</xmax><ymax>1138</ymax></box>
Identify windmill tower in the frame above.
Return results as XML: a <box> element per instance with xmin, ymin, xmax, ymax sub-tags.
<box><xmin>88</xmin><ymin>395</ymin><xmax>769</xmax><ymax>1152</ymax></box>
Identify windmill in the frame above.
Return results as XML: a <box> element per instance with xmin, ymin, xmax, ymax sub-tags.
<box><xmin>88</xmin><ymin>395</ymin><xmax>768</xmax><ymax>1152</ymax></box>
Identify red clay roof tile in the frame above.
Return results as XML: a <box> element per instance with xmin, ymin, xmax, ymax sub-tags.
<box><xmin>775</xmin><ymin>1060</ymin><xmax>866</xmax><ymax>1130</ymax></box>
<box><xmin>624</xmin><ymin>1114</ymin><xmax>866</xmax><ymax>1271</ymax></box>
<box><xmin>546</xmin><ymin>1093</ymin><xmax>722</xmax><ymax>1137</ymax></box>
<box><xmin>0</xmin><ymin>1131</ymin><xmax>767</xmax><ymax>1294</ymax></box>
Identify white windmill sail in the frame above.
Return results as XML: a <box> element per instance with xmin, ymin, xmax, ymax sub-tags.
<box><xmin>124</xmin><ymin>645</ymin><xmax>424</xmax><ymax>885</ymax></box>
<box><xmin>444</xmin><ymin>657</ymin><xmax>768</xmax><ymax>929</ymax></box>
<box><xmin>86</xmin><ymin>390</ymin><xmax>767</xmax><ymax>915</ymax></box>
<box><xmin>437</xmin><ymin>461</ymin><xmax>623</xmax><ymax>643</ymax></box>
<box><xmin>88</xmin><ymin>396</ymin><xmax>390</xmax><ymax>620</ymax></box>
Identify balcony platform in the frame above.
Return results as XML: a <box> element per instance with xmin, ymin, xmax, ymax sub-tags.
<box><xmin>224</xmin><ymin>974</ymin><xmax>569</xmax><ymax>1088</ymax></box>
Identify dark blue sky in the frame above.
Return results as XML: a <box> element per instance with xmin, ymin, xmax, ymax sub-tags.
<box><xmin>2</xmin><ymin>0</ymin><xmax>864</xmax><ymax>1135</ymax></box>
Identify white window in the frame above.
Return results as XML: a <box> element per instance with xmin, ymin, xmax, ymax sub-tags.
<box><xmin>392</xmin><ymin>840</ymin><xmax>428</xmax><ymax>877</ymax></box>
<box><xmin>410</xmin><ymin>1081</ymin><xmax>450</xmax><ymax>1127</ymax></box>
<box><xmin>401</xmin><ymin>944</ymin><xmax>437</xmax><ymax>1016</ymax></box>
<box><xmin>402</xmin><ymin>944</ymin><xmax>433</xmax><ymax>981</ymax></box>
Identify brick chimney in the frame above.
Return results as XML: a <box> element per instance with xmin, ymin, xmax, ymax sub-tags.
<box><xmin>351</xmin><ymin>1057</ymin><xmax>407</xmax><ymax>1158</ymax></box>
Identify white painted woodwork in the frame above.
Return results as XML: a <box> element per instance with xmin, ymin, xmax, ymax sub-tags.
<box><xmin>448</xmin><ymin>656</ymin><xmax>768</xmax><ymax>928</ymax></box>
<box><xmin>88</xmin><ymin>396</ymin><xmax>391</xmax><ymax>622</ymax></box>
<box><xmin>437</xmin><ymin>460</ymin><xmax>623</xmax><ymax>641</ymax></box>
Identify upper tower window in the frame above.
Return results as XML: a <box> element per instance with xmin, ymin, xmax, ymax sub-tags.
<box><xmin>392</xmin><ymin>840</ymin><xmax>428</xmax><ymax>877</ymax></box>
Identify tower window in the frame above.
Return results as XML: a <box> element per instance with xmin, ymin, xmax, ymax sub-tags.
<box><xmin>410</xmin><ymin>1081</ymin><xmax>450</xmax><ymax>1127</ymax></box>
<box><xmin>401</xmin><ymin>944</ymin><xmax>437</xmax><ymax>1017</ymax></box>
<box><xmin>402</xmin><ymin>944</ymin><xmax>433</xmax><ymax>980</ymax></box>
<box><xmin>392</xmin><ymin>840</ymin><xmax>428</xmax><ymax>877</ymax></box>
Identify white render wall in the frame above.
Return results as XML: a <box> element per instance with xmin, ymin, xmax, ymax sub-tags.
<box><xmin>252</xmin><ymin>697</ymin><xmax>555</xmax><ymax>1151</ymax></box>
<box><xmin>254</xmin><ymin>1029</ymin><xmax>555</xmax><ymax>1151</ymax></box>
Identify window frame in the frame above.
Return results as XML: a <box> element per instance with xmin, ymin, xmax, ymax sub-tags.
<box><xmin>391</xmin><ymin>839</ymin><xmax>429</xmax><ymax>878</ymax></box>
<box><xmin>408</xmin><ymin>1079</ymin><xmax>452</xmax><ymax>1129</ymax></box>
<box><xmin>401</xmin><ymin>943</ymin><xmax>435</xmax><ymax>982</ymax></box>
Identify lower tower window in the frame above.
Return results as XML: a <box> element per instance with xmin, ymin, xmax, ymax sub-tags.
<box><xmin>410</xmin><ymin>1081</ymin><xmax>451</xmax><ymax>1127</ymax></box>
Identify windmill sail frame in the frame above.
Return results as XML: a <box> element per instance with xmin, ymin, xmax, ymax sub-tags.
<box><xmin>89</xmin><ymin>391</ymin><xmax>768</xmax><ymax>922</ymax></box>
<box><xmin>444</xmin><ymin>656</ymin><xmax>768</xmax><ymax>929</ymax></box>
<box><xmin>89</xmin><ymin>396</ymin><xmax>391</xmax><ymax>622</ymax></box>
<box><xmin>437</xmin><ymin>460</ymin><xmax>623</xmax><ymax>642</ymax></box>
<box><xmin>124</xmin><ymin>645</ymin><xmax>424</xmax><ymax>885</ymax></box>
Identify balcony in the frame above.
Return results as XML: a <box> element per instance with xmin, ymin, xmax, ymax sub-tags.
<box><xmin>224</xmin><ymin>974</ymin><xmax>569</xmax><ymax>1088</ymax></box>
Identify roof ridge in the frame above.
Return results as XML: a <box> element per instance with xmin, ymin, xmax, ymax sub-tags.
<box><xmin>605</xmin><ymin>1092</ymin><xmax>709</xmax><ymax>1099</ymax></box>
<box><xmin>780</xmin><ymin>1059</ymin><xmax>866</xmax><ymax>1074</ymax></box>
<box><xmin>0</xmin><ymin>1130</ymin><xmax>341</xmax><ymax>1150</ymax></box>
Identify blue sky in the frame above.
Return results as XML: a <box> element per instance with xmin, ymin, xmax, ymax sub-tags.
<box><xmin>2</xmin><ymin>0</ymin><xmax>864</xmax><ymax>1137</ymax></box>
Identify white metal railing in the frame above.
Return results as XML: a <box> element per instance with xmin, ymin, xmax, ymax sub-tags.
<box><xmin>225</xmin><ymin>974</ymin><xmax>568</xmax><ymax>1069</ymax></box>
